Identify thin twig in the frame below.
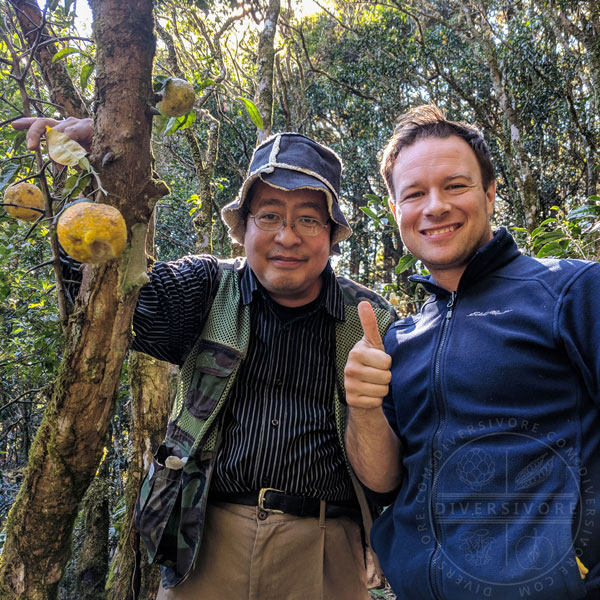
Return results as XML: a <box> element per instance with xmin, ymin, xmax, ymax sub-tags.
<box><xmin>0</xmin><ymin>388</ymin><xmax>43</xmax><ymax>414</ymax></box>
<box><xmin>24</xmin><ymin>259</ymin><xmax>53</xmax><ymax>274</ymax></box>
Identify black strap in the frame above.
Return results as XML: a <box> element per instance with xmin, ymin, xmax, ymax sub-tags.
<box><xmin>210</xmin><ymin>489</ymin><xmax>360</xmax><ymax>521</ymax></box>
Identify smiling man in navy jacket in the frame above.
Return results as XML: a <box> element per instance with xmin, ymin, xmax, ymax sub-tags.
<box><xmin>344</xmin><ymin>104</ymin><xmax>600</xmax><ymax>600</ymax></box>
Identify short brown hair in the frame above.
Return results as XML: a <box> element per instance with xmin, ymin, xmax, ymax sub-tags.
<box><xmin>381</xmin><ymin>105</ymin><xmax>495</xmax><ymax>203</ymax></box>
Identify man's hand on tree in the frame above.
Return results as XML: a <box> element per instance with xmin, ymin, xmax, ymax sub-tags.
<box><xmin>12</xmin><ymin>117</ymin><xmax>93</xmax><ymax>153</ymax></box>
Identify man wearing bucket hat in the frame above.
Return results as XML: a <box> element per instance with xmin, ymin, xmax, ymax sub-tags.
<box><xmin>13</xmin><ymin>118</ymin><xmax>396</xmax><ymax>599</ymax></box>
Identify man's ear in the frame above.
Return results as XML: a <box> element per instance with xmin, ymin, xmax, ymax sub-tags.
<box><xmin>485</xmin><ymin>181</ymin><xmax>496</xmax><ymax>217</ymax></box>
<box><xmin>389</xmin><ymin>198</ymin><xmax>398</xmax><ymax>220</ymax></box>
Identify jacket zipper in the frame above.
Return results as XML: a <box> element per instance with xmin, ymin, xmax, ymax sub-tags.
<box><xmin>429</xmin><ymin>291</ymin><xmax>456</xmax><ymax>600</ymax></box>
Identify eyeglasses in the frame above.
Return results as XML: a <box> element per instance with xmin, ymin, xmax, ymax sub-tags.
<box><xmin>249</xmin><ymin>212</ymin><xmax>330</xmax><ymax>237</ymax></box>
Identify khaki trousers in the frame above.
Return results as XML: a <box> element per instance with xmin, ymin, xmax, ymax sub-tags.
<box><xmin>156</xmin><ymin>500</ymin><xmax>370</xmax><ymax>600</ymax></box>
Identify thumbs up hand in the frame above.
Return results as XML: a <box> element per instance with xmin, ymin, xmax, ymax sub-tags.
<box><xmin>344</xmin><ymin>301</ymin><xmax>393</xmax><ymax>409</ymax></box>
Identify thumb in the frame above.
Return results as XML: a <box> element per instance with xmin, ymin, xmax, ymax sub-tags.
<box><xmin>358</xmin><ymin>301</ymin><xmax>384</xmax><ymax>350</ymax></box>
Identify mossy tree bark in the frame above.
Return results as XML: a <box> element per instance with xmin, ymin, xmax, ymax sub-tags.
<box><xmin>106</xmin><ymin>215</ymin><xmax>173</xmax><ymax>600</ymax></box>
<box><xmin>105</xmin><ymin>353</ymin><xmax>173</xmax><ymax>600</ymax></box>
<box><xmin>74</xmin><ymin>455</ymin><xmax>110</xmax><ymax>600</ymax></box>
<box><xmin>0</xmin><ymin>1</ymin><xmax>168</xmax><ymax>598</ymax></box>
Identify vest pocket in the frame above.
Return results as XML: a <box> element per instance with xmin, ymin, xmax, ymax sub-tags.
<box><xmin>185</xmin><ymin>341</ymin><xmax>241</xmax><ymax>419</ymax></box>
<box><xmin>135</xmin><ymin>444</ymin><xmax>186</xmax><ymax>566</ymax></box>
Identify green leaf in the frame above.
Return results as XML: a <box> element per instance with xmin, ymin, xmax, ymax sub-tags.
<box><xmin>0</xmin><ymin>162</ymin><xmax>20</xmax><ymax>191</ymax></box>
<box><xmin>164</xmin><ymin>111</ymin><xmax>196</xmax><ymax>136</ymax></box>
<box><xmin>153</xmin><ymin>75</ymin><xmax>170</xmax><ymax>93</ymax></box>
<box><xmin>567</xmin><ymin>205</ymin><xmax>600</xmax><ymax>220</ymax></box>
<box><xmin>360</xmin><ymin>206</ymin><xmax>379</xmax><ymax>220</ymax></box>
<box><xmin>196</xmin><ymin>78</ymin><xmax>216</xmax><ymax>92</ymax></box>
<box><xmin>536</xmin><ymin>241</ymin><xmax>566</xmax><ymax>258</ymax></box>
<box><xmin>51</xmin><ymin>47</ymin><xmax>80</xmax><ymax>63</ymax></box>
<box><xmin>62</xmin><ymin>174</ymin><xmax>80</xmax><ymax>196</ymax></box>
<box><xmin>62</xmin><ymin>171</ymin><xmax>91</xmax><ymax>199</ymax></box>
<box><xmin>530</xmin><ymin>226</ymin><xmax>544</xmax><ymax>237</ymax></box>
<box><xmin>78</xmin><ymin>156</ymin><xmax>91</xmax><ymax>171</ymax></box>
<box><xmin>163</xmin><ymin>117</ymin><xmax>179</xmax><ymax>136</ymax></box>
<box><xmin>80</xmin><ymin>62</ymin><xmax>95</xmax><ymax>89</ymax></box>
<box><xmin>236</xmin><ymin>97</ymin><xmax>264</xmax><ymax>129</ymax></box>
<box><xmin>178</xmin><ymin>110</ymin><xmax>196</xmax><ymax>131</ymax></box>
<box><xmin>532</xmin><ymin>231</ymin><xmax>565</xmax><ymax>246</ymax></box>
<box><xmin>363</xmin><ymin>193</ymin><xmax>383</xmax><ymax>203</ymax></box>
<box><xmin>12</xmin><ymin>131</ymin><xmax>26</xmax><ymax>152</ymax></box>
<box><xmin>395</xmin><ymin>253</ymin><xmax>418</xmax><ymax>274</ymax></box>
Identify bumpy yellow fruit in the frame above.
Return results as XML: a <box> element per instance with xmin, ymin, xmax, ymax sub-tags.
<box><xmin>157</xmin><ymin>78</ymin><xmax>195</xmax><ymax>117</ymax></box>
<box><xmin>3</xmin><ymin>182</ymin><xmax>44</xmax><ymax>222</ymax></box>
<box><xmin>57</xmin><ymin>202</ymin><xmax>127</xmax><ymax>264</ymax></box>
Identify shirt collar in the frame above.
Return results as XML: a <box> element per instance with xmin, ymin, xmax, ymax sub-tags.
<box><xmin>240</xmin><ymin>260</ymin><xmax>345</xmax><ymax>320</ymax></box>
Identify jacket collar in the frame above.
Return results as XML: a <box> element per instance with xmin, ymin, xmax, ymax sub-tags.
<box><xmin>410</xmin><ymin>227</ymin><xmax>521</xmax><ymax>296</ymax></box>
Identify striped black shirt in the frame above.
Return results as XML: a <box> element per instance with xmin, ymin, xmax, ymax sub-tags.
<box><xmin>129</xmin><ymin>255</ymin><xmax>355</xmax><ymax>502</ymax></box>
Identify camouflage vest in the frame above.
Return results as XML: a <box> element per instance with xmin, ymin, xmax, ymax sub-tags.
<box><xmin>136</xmin><ymin>259</ymin><xmax>395</xmax><ymax>589</ymax></box>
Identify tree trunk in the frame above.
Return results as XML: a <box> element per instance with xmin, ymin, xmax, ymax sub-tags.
<box><xmin>106</xmin><ymin>215</ymin><xmax>173</xmax><ymax>600</ymax></box>
<box><xmin>0</xmin><ymin>1</ymin><xmax>167</xmax><ymax>597</ymax></box>
<box><xmin>545</xmin><ymin>0</ymin><xmax>600</xmax><ymax>193</ymax></box>
<box><xmin>155</xmin><ymin>19</ymin><xmax>221</xmax><ymax>254</ymax></box>
<box><xmin>74</xmin><ymin>456</ymin><xmax>110</xmax><ymax>600</ymax></box>
<box><xmin>105</xmin><ymin>353</ymin><xmax>173</xmax><ymax>600</ymax></box>
<box><xmin>255</xmin><ymin>0</ymin><xmax>280</xmax><ymax>142</ymax></box>
<box><xmin>8</xmin><ymin>0</ymin><xmax>87</xmax><ymax>118</ymax></box>
<box><xmin>464</xmin><ymin>0</ymin><xmax>540</xmax><ymax>230</ymax></box>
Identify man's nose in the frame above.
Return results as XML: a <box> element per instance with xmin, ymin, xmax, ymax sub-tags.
<box><xmin>274</xmin><ymin>219</ymin><xmax>302</xmax><ymax>244</ymax></box>
<box><xmin>423</xmin><ymin>189</ymin><xmax>451</xmax><ymax>216</ymax></box>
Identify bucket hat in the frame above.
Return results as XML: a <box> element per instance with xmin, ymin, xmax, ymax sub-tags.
<box><xmin>221</xmin><ymin>133</ymin><xmax>352</xmax><ymax>252</ymax></box>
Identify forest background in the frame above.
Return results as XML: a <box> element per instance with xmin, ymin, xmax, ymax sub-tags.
<box><xmin>0</xmin><ymin>0</ymin><xmax>598</xmax><ymax>598</ymax></box>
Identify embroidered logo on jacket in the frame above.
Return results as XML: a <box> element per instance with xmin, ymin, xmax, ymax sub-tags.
<box><xmin>466</xmin><ymin>309</ymin><xmax>513</xmax><ymax>317</ymax></box>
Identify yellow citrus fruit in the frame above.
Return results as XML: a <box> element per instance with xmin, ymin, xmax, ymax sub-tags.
<box><xmin>3</xmin><ymin>182</ymin><xmax>44</xmax><ymax>222</ymax></box>
<box><xmin>157</xmin><ymin>78</ymin><xmax>195</xmax><ymax>117</ymax></box>
<box><xmin>57</xmin><ymin>202</ymin><xmax>127</xmax><ymax>264</ymax></box>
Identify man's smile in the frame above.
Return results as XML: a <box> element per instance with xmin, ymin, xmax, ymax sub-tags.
<box><xmin>421</xmin><ymin>224</ymin><xmax>462</xmax><ymax>236</ymax></box>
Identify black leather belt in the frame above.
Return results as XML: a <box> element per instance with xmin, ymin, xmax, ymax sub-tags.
<box><xmin>210</xmin><ymin>488</ymin><xmax>361</xmax><ymax>521</ymax></box>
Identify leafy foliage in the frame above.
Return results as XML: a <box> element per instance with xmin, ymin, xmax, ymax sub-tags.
<box><xmin>514</xmin><ymin>196</ymin><xmax>600</xmax><ymax>260</ymax></box>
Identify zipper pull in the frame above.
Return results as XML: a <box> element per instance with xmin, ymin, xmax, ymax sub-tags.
<box><xmin>446</xmin><ymin>291</ymin><xmax>456</xmax><ymax>320</ymax></box>
<box><xmin>576</xmin><ymin>556</ymin><xmax>589</xmax><ymax>579</ymax></box>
